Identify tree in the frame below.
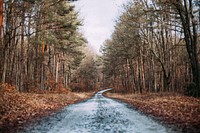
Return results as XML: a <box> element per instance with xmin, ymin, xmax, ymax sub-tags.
<box><xmin>164</xmin><ymin>0</ymin><xmax>200</xmax><ymax>96</ymax></box>
<box><xmin>101</xmin><ymin>0</ymin><xmax>199</xmax><ymax>97</ymax></box>
<box><xmin>0</xmin><ymin>0</ymin><xmax>87</xmax><ymax>92</ymax></box>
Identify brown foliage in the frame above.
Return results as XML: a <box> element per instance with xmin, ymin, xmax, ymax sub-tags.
<box><xmin>0</xmin><ymin>88</ymin><xmax>93</xmax><ymax>132</ymax></box>
<box><xmin>69</xmin><ymin>82</ymin><xmax>99</xmax><ymax>92</ymax></box>
<box><xmin>0</xmin><ymin>83</ymin><xmax>18</xmax><ymax>92</ymax></box>
<box><xmin>106</xmin><ymin>92</ymin><xmax>200</xmax><ymax>132</ymax></box>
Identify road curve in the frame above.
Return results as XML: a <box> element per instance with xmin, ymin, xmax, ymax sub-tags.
<box><xmin>20</xmin><ymin>89</ymin><xmax>177</xmax><ymax>133</ymax></box>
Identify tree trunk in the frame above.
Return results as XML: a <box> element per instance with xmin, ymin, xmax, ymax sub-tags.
<box><xmin>174</xmin><ymin>0</ymin><xmax>200</xmax><ymax>96</ymax></box>
<box><xmin>19</xmin><ymin>2</ymin><xmax>26</xmax><ymax>92</ymax></box>
<box><xmin>0</xmin><ymin>0</ymin><xmax>5</xmax><ymax>84</ymax></box>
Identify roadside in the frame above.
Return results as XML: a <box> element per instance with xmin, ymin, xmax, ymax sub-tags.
<box><xmin>105</xmin><ymin>92</ymin><xmax>200</xmax><ymax>132</ymax></box>
<box><xmin>0</xmin><ymin>88</ymin><xmax>94</xmax><ymax>133</ymax></box>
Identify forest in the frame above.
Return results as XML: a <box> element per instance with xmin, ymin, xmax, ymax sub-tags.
<box><xmin>0</xmin><ymin>0</ymin><xmax>99</xmax><ymax>92</ymax></box>
<box><xmin>101</xmin><ymin>0</ymin><xmax>200</xmax><ymax>97</ymax></box>
<box><xmin>0</xmin><ymin>0</ymin><xmax>200</xmax><ymax>132</ymax></box>
<box><xmin>0</xmin><ymin>0</ymin><xmax>199</xmax><ymax>96</ymax></box>
<box><xmin>0</xmin><ymin>0</ymin><xmax>98</xmax><ymax>131</ymax></box>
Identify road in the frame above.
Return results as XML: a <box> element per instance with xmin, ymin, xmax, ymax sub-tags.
<box><xmin>19</xmin><ymin>89</ymin><xmax>177</xmax><ymax>133</ymax></box>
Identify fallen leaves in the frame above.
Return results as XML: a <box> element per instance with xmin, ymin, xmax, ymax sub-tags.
<box><xmin>0</xmin><ymin>83</ymin><xmax>18</xmax><ymax>92</ymax></box>
<box><xmin>0</xmin><ymin>89</ymin><xmax>93</xmax><ymax>133</ymax></box>
<box><xmin>106</xmin><ymin>92</ymin><xmax>200</xmax><ymax>132</ymax></box>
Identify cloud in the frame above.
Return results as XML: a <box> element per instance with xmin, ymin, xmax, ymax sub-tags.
<box><xmin>74</xmin><ymin>0</ymin><xmax>127</xmax><ymax>54</ymax></box>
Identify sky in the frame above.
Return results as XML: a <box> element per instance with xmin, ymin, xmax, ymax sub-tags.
<box><xmin>73</xmin><ymin>0</ymin><xmax>128</xmax><ymax>54</ymax></box>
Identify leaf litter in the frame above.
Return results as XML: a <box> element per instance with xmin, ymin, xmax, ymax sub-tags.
<box><xmin>0</xmin><ymin>86</ymin><xmax>93</xmax><ymax>133</ymax></box>
<box><xmin>105</xmin><ymin>92</ymin><xmax>200</xmax><ymax>132</ymax></box>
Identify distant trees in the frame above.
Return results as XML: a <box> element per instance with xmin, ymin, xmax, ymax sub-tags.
<box><xmin>72</xmin><ymin>56</ymin><xmax>98</xmax><ymax>91</ymax></box>
<box><xmin>0</xmin><ymin>0</ymin><xmax>87</xmax><ymax>92</ymax></box>
<box><xmin>101</xmin><ymin>0</ymin><xmax>200</xmax><ymax>97</ymax></box>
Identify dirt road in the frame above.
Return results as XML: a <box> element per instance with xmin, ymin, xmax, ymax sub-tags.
<box><xmin>19</xmin><ymin>89</ymin><xmax>177</xmax><ymax>133</ymax></box>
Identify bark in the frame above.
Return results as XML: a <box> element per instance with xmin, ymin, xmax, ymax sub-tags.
<box><xmin>140</xmin><ymin>46</ymin><xmax>145</xmax><ymax>92</ymax></box>
<box><xmin>0</xmin><ymin>0</ymin><xmax>5</xmax><ymax>83</ymax></box>
<box><xmin>128</xmin><ymin>59</ymin><xmax>136</xmax><ymax>93</ymax></box>
<box><xmin>55</xmin><ymin>53</ymin><xmax>59</xmax><ymax>84</ymax></box>
<box><xmin>19</xmin><ymin>2</ymin><xmax>26</xmax><ymax>92</ymax></box>
<box><xmin>173</xmin><ymin>0</ymin><xmax>200</xmax><ymax>96</ymax></box>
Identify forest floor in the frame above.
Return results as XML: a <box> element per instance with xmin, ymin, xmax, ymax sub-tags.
<box><xmin>0</xmin><ymin>87</ymin><xmax>94</xmax><ymax>133</ymax></box>
<box><xmin>105</xmin><ymin>92</ymin><xmax>200</xmax><ymax>132</ymax></box>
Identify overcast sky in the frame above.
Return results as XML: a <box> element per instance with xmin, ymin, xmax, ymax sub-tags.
<box><xmin>74</xmin><ymin>0</ymin><xmax>128</xmax><ymax>54</ymax></box>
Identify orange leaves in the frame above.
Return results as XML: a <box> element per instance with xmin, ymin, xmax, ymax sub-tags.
<box><xmin>0</xmin><ymin>91</ymin><xmax>93</xmax><ymax>132</ymax></box>
<box><xmin>0</xmin><ymin>83</ymin><xmax>18</xmax><ymax>92</ymax></box>
<box><xmin>106</xmin><ymin>93</ymin><xmax>200</xmax><ymax>130</ymax></box>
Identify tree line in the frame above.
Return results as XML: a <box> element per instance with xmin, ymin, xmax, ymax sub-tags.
<box><xmin>101</xmin><ymin>0</ymin><xmax>200</xmax><ymax>97</ymax></box>
<box><xmin>0</xmin><ymin>0</ymin><xmax>94</xmax><ymax>92</ymax></box>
